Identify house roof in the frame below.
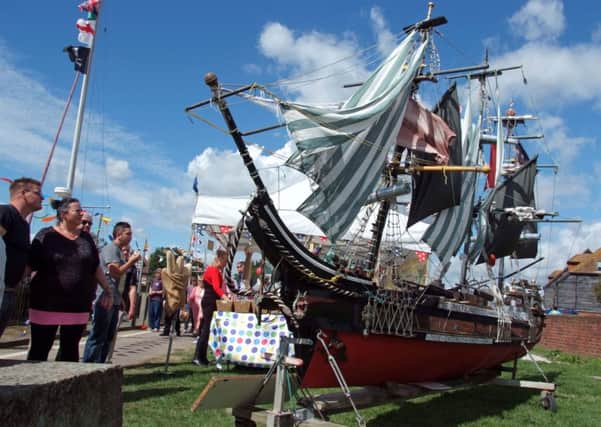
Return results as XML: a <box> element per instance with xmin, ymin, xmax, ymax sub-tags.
<box><xmin>546</xmin><ymin>247</ymin><xmax>601</xmax><ymax>284</ymax></box>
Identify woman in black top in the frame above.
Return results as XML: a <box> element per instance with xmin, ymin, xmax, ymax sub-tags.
<box><xmin>27</xmin><ymin>198</ymin><xmax>113</xmax><ymax>361</ymax></box>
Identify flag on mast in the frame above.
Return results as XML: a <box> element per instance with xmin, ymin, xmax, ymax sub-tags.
<box><xmin>192</xmin><ymin>176</ymin><xmax>199</xmax><ymax>195</ymax></box>
<box><xmin>64</xmin><ymin>45</ymin><xmax>91</xmax><ymax>74</ymax></box>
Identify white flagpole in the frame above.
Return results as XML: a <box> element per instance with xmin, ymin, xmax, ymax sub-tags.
<box><xmin>55</xmin><ymin>5</ymin><xmax>101</xmax><ymax>198</ymax></box>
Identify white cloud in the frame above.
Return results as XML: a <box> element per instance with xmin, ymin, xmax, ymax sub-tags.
<box><xmin>370</xmin><ymin>7</ymin><xmax>396</xmax><ymax>57</ymax></box>
<box><xmin>490</xmin><ymin>42</ymin><xmax>601</xmax><ymax>109</ymax></box>
<box><xmin>536</xmin><ymin>220</ymin><xmax>601</xmax><ymax>279</ymax></box>
<box><xmin>106</xmin><ymin>157</ymin><xmax>132</xmax><ymax>181</ymax></box>
<box><xmin>258</xmin><ymin>22</ymin><xmax>369</xmax><ymax>103</ymax></box>
<box><xmin>186</xmin><ymin>140</ymin><xmax>305</xmax><ymax>198</ymax></box>
<box><xmin>536</xmin><ymin>172</ymin><xmax>591</xmax><ymax>212</ymax></box>
<box><xmin>256</xmin><ymin>9</ymin><xmax>404</xmax><ymax>104</ymax></box>
<box><xmin>508</xmin><ymin>0</ymin><xmax>566</xmax><ymax>42</ymax></box>
<box><xmin>538</xmin><ymin>114</ymin><xmax>593</xmax><ymax>167</ymax></box>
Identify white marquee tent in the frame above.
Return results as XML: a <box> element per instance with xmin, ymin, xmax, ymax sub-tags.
<box><xmin>191</xmin><ymin>179</ymin><xmax>430</xmax><ymax>252</ymax></box>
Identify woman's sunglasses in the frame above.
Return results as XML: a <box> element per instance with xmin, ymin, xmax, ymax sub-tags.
<box><xmin>82</xmin><ymin>220</ymin><xmax>93</xmax><ymax>226</ymax></box>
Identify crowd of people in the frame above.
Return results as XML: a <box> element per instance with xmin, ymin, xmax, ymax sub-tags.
<box><xmin>0</xmin><ymin>177</ymin><xmax>143</xmax><ymax>363</ymax></box>
<box><xmin>0</xmin><ymin>176</ymin><xmax>245</xmax><ymax>368</ymax></box>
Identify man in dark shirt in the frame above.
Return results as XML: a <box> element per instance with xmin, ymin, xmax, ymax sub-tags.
<box><xmin>0</xmin><ymin>177</ymin><xmax>43</xmax><ymax>337</ymax></box>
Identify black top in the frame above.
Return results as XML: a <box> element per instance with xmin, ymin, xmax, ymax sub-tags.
<box><xmin>29</xmin><ymin>227</ymin><xmax>99</xmax><ymax>313</ymax></box>
<box><xmin>0</xmin><ymin>204</ymin><xmax>30</xmax><ymax>288</ymax></box>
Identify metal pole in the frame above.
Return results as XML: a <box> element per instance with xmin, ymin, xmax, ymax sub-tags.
<box><xmin>163</xmin><ymin>315</ymin><xmax>176</xmax><ymax>374</ymax></box>
<box><xmin>55</xmin><ymin>9</ymin><xmax>101</xmax><ymax>198</ymax></box>
<box><xmin>95</xmin><ymin>215</ymin><xmax>103</xmax><ymax>243</ymax></box>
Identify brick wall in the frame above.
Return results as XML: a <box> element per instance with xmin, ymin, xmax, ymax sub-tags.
<box><xmin>539</xmin><ymin>312</ymin><xmax>601</xmax><ymax>358</ymax></box>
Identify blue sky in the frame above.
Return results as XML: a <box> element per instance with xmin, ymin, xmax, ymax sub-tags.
<box><xmin>1</xmin><ymin>1</ymin><xmax>600</xmax><ymax>280</ymax></box>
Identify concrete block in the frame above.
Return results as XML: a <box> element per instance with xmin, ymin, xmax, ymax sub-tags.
<box><xmin>0</xmin><ymin>360</ymin><xmax>122</xmax><ymax>427</ymax></box>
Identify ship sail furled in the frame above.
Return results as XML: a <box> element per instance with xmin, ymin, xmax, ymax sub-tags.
<box><xmin>280</xmin><ymin>31</ymin><xmax>428</xmax><ymax>241</ymax></box>
<box><xmin>471</xmin><ymin>156</ymin><xmax>538</xmax><ymax>263</ymax></box>
<box><xmin>421</xmin><ymin>96</ymin><xmax>480</xmax><ymax>265</ymax></box>
<box><xmin>406</xmin><ymin>83</ymin><xmax>462</xmax><ymax>228</ymax></box>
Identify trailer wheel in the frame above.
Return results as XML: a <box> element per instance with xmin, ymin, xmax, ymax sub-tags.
<box><xmin>540</xmin><ymin>391</ymin><xmax>557</xmax><ymax>412</ymax></box>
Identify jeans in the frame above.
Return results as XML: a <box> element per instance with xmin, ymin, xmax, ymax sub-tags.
<box><xmin>0</xmin><ymin>291</ymin><xmax>16</xmax><ymax>338</ymax></box>
<box><xmin>149</xmin><ymin>299</ymin><xmax>162</xmax><ymax>330</ymax></box>
<box><xmin>83</xmin><ymin>301</ymin><xmax>119</xmax><ymax>363</ymax></box>
<box><xmin>28</xmin><ymin>323</ymin><xmax>86</xmax><ymax>362</ymax></box>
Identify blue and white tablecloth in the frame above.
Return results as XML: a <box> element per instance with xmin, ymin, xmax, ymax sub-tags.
<box><xmin>209</xmin><ymin>311</ymin><xmax>291</xmax><ymax>368</ymax></box>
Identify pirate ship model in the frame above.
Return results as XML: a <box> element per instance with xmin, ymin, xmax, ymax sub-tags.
<box><xmin>186</xmin><ymin>4</ymin><xmax>563</xmax><ymax>390</ymax></box>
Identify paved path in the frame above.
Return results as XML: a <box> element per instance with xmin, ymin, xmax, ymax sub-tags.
<box><xmin>0</xmin><ymin>329</ymin><xmax>197</xmax><ymax>367</ymax></box>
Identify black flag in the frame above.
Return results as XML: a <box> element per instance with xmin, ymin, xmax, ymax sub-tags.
<box><xmin>63</xmin><ymin>45</ymin><xmax>90</xmax><ymax>74</ymax></box>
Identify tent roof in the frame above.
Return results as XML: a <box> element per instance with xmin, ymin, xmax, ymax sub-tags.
<box><xmin>191</xmin><ymin>179</ymin><xmax>430</xmax><ymax>251</ymax></box>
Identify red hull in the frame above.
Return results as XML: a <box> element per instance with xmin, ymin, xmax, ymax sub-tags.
<box><xmin>302</xmin><ymin>330</ymin><xmax>527</xmax><ymax>388</ymax></box>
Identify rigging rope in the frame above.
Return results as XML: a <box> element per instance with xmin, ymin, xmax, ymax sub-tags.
<box><xmin>40</xmin><ymin>72</ymin><xmax>81</xmax><ymax>186</ymax></box>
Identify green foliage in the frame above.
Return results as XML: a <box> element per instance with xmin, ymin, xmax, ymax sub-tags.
<box><xmin>148</xmin><ymin>247</ymin><xmax>167</xmax><ymax>273</ymax></box>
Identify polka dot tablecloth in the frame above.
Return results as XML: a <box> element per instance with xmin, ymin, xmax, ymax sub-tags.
<box><xmin>209</xmin><ymin>311</ymin><xmax>291</xmax><ymax>368</ymax></box>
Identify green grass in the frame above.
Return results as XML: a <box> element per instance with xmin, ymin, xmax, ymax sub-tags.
<box><xmin>123</xmin><ymin>347</ymin><xmax>601</xmax><ymax>426</ymax></box>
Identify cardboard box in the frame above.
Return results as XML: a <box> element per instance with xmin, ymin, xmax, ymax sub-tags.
<box><xmin>216</xmin><ymin>300</ymin><xmax>233</xmax><ymax>312</ymax></box>
<box><xmin>234</xmin><ymin>300</ymin><xmax>252</xmax><ymax>313</ymax></box>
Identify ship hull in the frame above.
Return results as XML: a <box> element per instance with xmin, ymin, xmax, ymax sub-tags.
<box><xmin>302</xmin><ymin>330</ymin><xmax>528</xmax><ymax>387</ymax></box>
<box><xmin>243</xmin><ymin>194</ymin><xmax>544</xmax><ymax>388</ymax></box>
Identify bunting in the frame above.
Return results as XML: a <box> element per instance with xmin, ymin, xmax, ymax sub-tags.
<box><xmin>98</xmin><ymin>215</ymin><xmax>111</xmax><ymax>224</ymax></box>
<box><xmin>416</xmin><ymin>251</ymin><xmax>428</xmax><ymax>263</ymax></box>
<box><xmin>75</xmin><ymin>1</ymin><xmax>100</xmax><ymax>46</ymax></box>
<box><xmin>219</xmin><ymin>225</ymin><xmax>232</xmax><ymax>234</ymax></box>
<box><xmin>76</xmin><ymin>19</ymin><xmax>96</xmax><ymax>45</ymax></box>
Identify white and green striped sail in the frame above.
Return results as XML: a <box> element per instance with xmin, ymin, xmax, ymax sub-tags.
<box><xmin>280</xmin><ymin>31</ymin><xmax>427</xmax><ymax>241</ymax></box>
<box><xmin>422</xmin><ymin>102</ymin><xmax>482</xmax><ymax>266</ymax></box>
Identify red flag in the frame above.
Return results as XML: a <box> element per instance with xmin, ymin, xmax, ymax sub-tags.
<box><xmin>0</xmin><ymin>177</ymin><xmax>13</xmax><ymax>184</ymax></box>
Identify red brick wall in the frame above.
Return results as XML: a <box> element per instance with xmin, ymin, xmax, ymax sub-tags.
<box><xmin>539</xmin><ymin>312</ymin><xmax>601</xmax><ymax>358</ymax></box>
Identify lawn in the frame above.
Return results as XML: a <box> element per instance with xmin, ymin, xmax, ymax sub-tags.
<box><xmin>122</xmin><ymin>348</ymin><xmax>601</xmax><ymax>426</ymax></box>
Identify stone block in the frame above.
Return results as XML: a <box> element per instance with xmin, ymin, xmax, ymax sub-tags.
<box><xmin>0</xmin><ymin>360</ymin><xmax>122</xmax><ymax>427</ymax></box>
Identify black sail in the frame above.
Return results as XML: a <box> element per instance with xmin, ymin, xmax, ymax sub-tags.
<box><xmin>483</xmin><ymin>157</ymin><xmax>538</xmax><ymax>260</ymax></box>
<box><xmin>407</xmin><ymin>83</ymin><xmax>462</xmax><ymax>227</ymax></box>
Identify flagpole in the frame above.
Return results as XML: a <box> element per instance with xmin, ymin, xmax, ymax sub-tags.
<box><xmin>191</xmin><ymin>176</ymin><xmax>199</xmax><ymax>261</ymax></box>
<box><xmin>55</xmin><ymin>3</ymin><xmax>101</xmax><ymax>198</ymax></box>
<box><xmin>96</xmin><ymin>214</ymin><xmax>104</xmax><ymax>243</ymax></box>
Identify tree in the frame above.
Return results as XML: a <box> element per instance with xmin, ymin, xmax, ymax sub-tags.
<box><xmin>148</xmin><ymin>247</ymin><xmax>205</xmax><ymax>275</ymax></box>
<box><xmin>148</xmin><ymin>247</ymin><xmax>167</xmax><ymax>274</ymax></box>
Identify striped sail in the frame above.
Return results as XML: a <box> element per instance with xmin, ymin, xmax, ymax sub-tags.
<box><xmin>281</xmin><ymin>31</ymin><xmax>427</xmax><ymax>241</ymax></box>
<box><xmin>422</xmin><ymin>105</ymin><xmax>482</xmax><ymax>266</ymax></box>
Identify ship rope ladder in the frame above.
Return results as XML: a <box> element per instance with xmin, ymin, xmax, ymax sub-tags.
<box><xmin>376</xmin><ymin>206</ymin><xmax>409</xmax><ymax>287</ymax></box>
<box><xmin>340</xmin><ymin>203</ymin><xmax>377</xmax><ymax>264</ymax></box>
<box><xmin>362</xmin><ymin>288</ymin><xmax>415</xmax><ymax>337</ymax></box>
